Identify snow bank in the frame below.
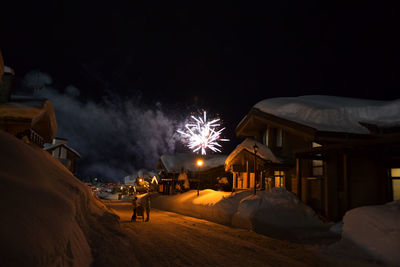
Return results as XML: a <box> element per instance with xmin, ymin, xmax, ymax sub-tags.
<box><xmin>0</xmin><ymin>130</ymin><xmax>139</xmax><ymax>266</ymax></box>
<box><xmin>232</xmin><ymin>188</ymin><xmax>323</xmax><ymax>230</ymax></box>
<box><xmin>254</xmin><ymin>95</ymin><xmax>400</xmax><ymax>134</ymax></box>
<box><xmin>152</xmin><ymin>188</ymin><xmax>324</xmax><ymax>239</ymax></box>
<box><xmin>342</xmin><ymin>200</ymin><xmax>400</xmax><ymax>266</ymax></box>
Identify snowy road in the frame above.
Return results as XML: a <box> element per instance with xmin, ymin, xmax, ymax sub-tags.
<box><xmin>104</xmin><ymin>201</ymin><xmax>378</xmax><ymax>267</ymax></box>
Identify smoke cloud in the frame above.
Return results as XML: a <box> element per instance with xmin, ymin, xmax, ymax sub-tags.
<box><xmin>21</xmin><ymin>71</ymin><xmax>183</xmax><ymax>182</ymax></box>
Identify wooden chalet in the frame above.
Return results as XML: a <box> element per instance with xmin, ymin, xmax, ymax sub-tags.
<box><xmin>230</xmin><ymin>95</ymin><xmax>400</xmax><ymax>221</ymax></box>
<box><xmin>0</xmin><ymin>56</ymin><xmax>57</xmax><ymax>147</ymax></box>
<box><xmin>44</xmin><ymin>137</ymin><xmax>81</xmax><ymax>173</ymax></box>
<box><xmin>225</xmin><ymin>138</ymin><xmax>290</xmax><ymax>191</ymax></box>
<box><xmin>156</xmin><ymin>153</ymin><xmax>231</xmax><ymax>194</ymax></box>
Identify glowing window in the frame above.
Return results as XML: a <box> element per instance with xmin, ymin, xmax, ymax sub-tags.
<box><xmin>391</xmin><ymin>168</ymin><xmax>400</xmax><ymax>201</ymax></box>
<box><xmin>274</xmin><ymin>170</ymin><xmax>285</xmax><ymax>188</ymax></box>
<box><xmin>391</xmin><ymin>168</ymin><xmax>400</xmax><ymax>177</ymax></box>
<box><xmin>312</xmin><ymin>142</ymin><xmax>323</xmax><ymax>176</ymax></box>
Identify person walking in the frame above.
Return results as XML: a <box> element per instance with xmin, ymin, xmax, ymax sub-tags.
<box><xmin>131</xmin><ymin>196</ymin><xmax>138</xmax><ymax>222</ymax></box>
<box><xmin>144</xmin><ymin>194</ymin><xmax>151</xmax><ymax>222</ymax></box>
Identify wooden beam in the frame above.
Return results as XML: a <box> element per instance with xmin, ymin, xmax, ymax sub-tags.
<box><xmin>235</xmin><ymin>108</ymin><xmax>316</xmax><ymax>139</ymax></box>
<box><xmin>343</xmin><ymin>153</ymin><xmax>349</xmax><ymax>211</ymax></box>
<box><xmin>296</xmin><ymin>158</ymin><xmax>302</xmax><ymax>199</ymax></box>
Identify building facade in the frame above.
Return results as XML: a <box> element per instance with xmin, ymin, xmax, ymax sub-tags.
<box><xmin>229</xmin><ymin>96</ymin><xmax>400</xmax><ymax>221</ymax></box>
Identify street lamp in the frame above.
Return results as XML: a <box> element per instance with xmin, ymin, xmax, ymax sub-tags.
<box><xmin>196</xmin><ymin>159</ymin><xmax>204</xmax><ymax>196</ymax></box>
<box><xmin>253</xmin><ymin>144</ymin><xmax>259</xmax><ymax>195</ymax></box>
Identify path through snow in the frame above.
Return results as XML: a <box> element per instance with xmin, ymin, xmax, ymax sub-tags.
<box><xmin>105</xmin><ymin>201</ymin><xmax>380</xmax><ymax>267</ymax></box>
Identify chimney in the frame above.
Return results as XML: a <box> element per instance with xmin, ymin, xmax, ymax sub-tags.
<box><xmin>0</xmin><ymin>51</ymin><xmax>15</xmax><ymax>103</ymax></box>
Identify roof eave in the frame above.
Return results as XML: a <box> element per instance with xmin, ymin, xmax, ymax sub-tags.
<box><xmin>236</xmin><ymin>108</ymin><xmax>317</xmax><ymax>139</ymax></box>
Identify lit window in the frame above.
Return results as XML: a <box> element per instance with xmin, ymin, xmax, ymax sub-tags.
<box><xmin>312</xmin><ymin>142</ymin><xmax>322</xmax><ymax>148</ymax></box>
<box><xmin>274</xmin><ymin>170</ymin><xmax>285</xmax><ymax>187</ymax></box>
<box><xmin>312</xmin><ymin>142</ymin><xmax>323</xmax><ymax>176</ymax></box>
<box><xmin>391</xmin><ymin>168</ymin><xmax>400</xmax><ymax>201</ymax></box>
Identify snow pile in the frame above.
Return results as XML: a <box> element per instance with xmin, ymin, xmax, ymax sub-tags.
<box><xmin>225</xmin><ymin>138</ymin><xmax>281</xmax><ymax>169</ymax></box>
<box><xmin>0</xmin><ymin>130</ymin><xmax>139</xmax><ymax>266</ymax></box>
<box><xmin>152</xmin><ymin>188</ymin><xmax>324</xmax><ymax>238</ymax></box>
<box><xmin>253</xmin><ymin>95</ymin><xmax>400</xmax><ymax>134</ymax></box>
<box><xmin>232</xmin><ymin>188</ymin><xmax>323</xmax><ymax>231</ymax></box>
<box><xmin>342</xmin><ymin>200</ymin><xmax>400</xmax><ymax>266</ymax></box>
<box><xmin>153</xmin><ymin>189</ymin><xmax>237</xmax><ymax>225</ymax></box>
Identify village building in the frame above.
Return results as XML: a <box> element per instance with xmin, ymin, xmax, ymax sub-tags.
<box><xmin>124</xmin><ymin>169</ymin><xmax>160</xmax><ymax>193</ymax></box>
<box><xmin>157</xmin><ymin>153</ymin><xmax>230</xmax><ymax>195</ymax></box>
<box><xmin>227</xmin><ymin>95</ymin><xmax>400</xmax><ymax>221</ymax></box>
<box><xmin>225</xmin><ymin>138</ymin><xmax>290</xmax><ymax>191</ymax></box>
<box><xmin>44</xmin><ymin>137</ymin><xmax>80</xmax><ymax>173</ymax></box>
<box><xmin>0</xmin><ymin>55</ymin><xmax>57</xmax><ymax>147</ymax></box>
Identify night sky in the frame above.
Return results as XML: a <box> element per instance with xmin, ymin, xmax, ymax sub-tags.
<box><xmin>2</xmin><ymin>1</ymin><xmax>400</xmax><ymax>180</ymax></box>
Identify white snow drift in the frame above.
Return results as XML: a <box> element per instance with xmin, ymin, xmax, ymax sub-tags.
<box><xmin>0</xmin><ymin>130</ymin><xmax>138</xmax><ymax>266</ymax></box>
<box><xmin>152</xmin><ymin>188</ymin><xmax>325</xmax><ymax>239</ymax></box>
<box><xmin>153</xmin><ymin>188</ymin><xmax>400</xmax><ymax>265</ymax></box>
<box><xmin>342</xmin><ymin>200</ymin><xmax>400</xmax><ymax>266</ymax></box>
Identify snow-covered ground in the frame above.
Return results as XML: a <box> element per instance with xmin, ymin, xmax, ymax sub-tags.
<box><xmin>1</xmin><ymin>128</ymin><xmax>397</xmax><ymax>266</ymax></box>
<box><xmin>0</xmin><ymin>130</ymin><xmax>139</xmax><ymax>266</ymax></box>
<box><xmin>106</xmin><ymin>201</ymin><xmax>381</xmax><ymax>267</ymax></box>
<box><xmin>152</xmin><ymin>188</ymin><xmax>332</xmax><ymax>242</ymax></box>
<box><xmin>152</xmin><ymin>189</ymin><xmax>400</xmax><ymax>265</ymax></box>
<box><xmin>106</xmin><ymin>202</ymin><xmax>326</xmax><ymax>266</ymax></box>
<box><xmin>342</xmin><ymin>200</ymin><xmax>400</xmax><ymax>266</ymax></box>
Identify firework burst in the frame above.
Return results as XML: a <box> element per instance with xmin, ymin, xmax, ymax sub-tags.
<box><xmin>177</xmin><ymin>111</ymin><xmax>229</xmax><ymax>155</ymax></box>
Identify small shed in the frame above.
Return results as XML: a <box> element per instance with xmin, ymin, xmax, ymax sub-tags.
<box><xmin>44</xmin><ymin>137</ymin><xmax>80</xmax><ymax>173</ymax></box>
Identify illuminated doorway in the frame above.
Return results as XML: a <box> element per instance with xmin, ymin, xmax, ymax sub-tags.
<box><xmin>274</xmin><ymin>171</ymin><xmax>285</xmax><ymax>188</ymax></box>
<box><xmin>391</xmin><ymin>168</ymin><xmax>400</xmax><ymax>201</ymax></box>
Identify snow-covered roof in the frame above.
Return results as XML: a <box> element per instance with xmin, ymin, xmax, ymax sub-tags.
<box><xmin>0</xmin><ymin>96</ymin><xmax>49</xmax><ymax>118</ymax></box>
<box><xmin>159</xmin><ymin>153</ymin><xmax>227</xmax><ymax>173</ymax></box>
<box><xmin>124</xmin><ymin>169</ymin><xmax>160</xmax><ymax>184</ymax></box>
<box><xmin>0</xmin><ymin>95</ymin><xmax>57</xmax><ymax>142</ymax></box>
<box><xmin>4</xmin><ymin>66</ymin><xmax>14</xmax><ymax>75</ymax></box>
<box><xmin>137</xmin><ymin>169</ymin><xmax>158</xmax><ymax>178</ymax></box>
<box><xmin>253</xmin><ymin>95</ymin><xmax>400</xmax><ymax>134</ymax></box>
<box><xmin>225</xmin><ymin>138</ymin><xmax>281</xmax><ymax>168</ymax></box>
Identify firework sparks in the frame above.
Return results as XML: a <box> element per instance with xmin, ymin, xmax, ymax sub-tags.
<box><xmin>177</xmin><ymin>111</ymin><xmax>229</xmax><ymax>155</ymax></box>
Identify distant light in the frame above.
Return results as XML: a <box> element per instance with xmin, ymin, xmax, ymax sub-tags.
<box><xmin>196</xmin><ymin>159</ymin><xmax>204</xmax><ymax>167</ymax></box>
